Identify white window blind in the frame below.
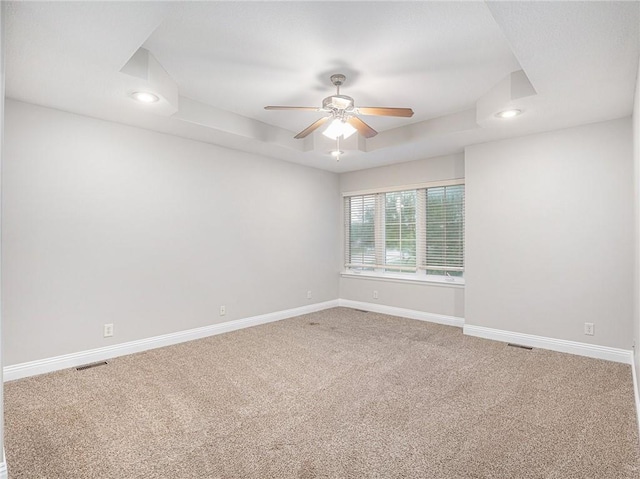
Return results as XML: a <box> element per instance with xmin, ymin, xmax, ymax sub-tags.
<box><xmin>422</xmin><ymin>184</ymin><xmax>465</xmax><ymax>276</ymax></box>
<box><xmin>344</xmin><ymin>195</ymin><xmax>376</xmax><ymax>269</ymax></box>
<box><xmin>384</xmin><ymin>190</ymin><xmax>417</xmax><ymax>272</ymax></box>
<box><xmin>344</xmin><ymin>183</ymin><xmax>464</xmax><ymax>278</ymax></box>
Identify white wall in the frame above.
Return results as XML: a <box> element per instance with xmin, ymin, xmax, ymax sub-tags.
<box><xmin>2</xmin><ymin>100</ymin><xmax>341</xmax><ymax>365</ymax></box>
<box><xmin>4</xmin><ymin>98</ymin><xmax>636</xmax><ymax>368</ymax></box>
<box><xmin>339</xmin><ymin>153</ymin><xmax>465</xmax><ymax>318</ymax></box>
<box><xmin>340</xmin><ymin>153</ymin><xmax>465</xmax><ymax>193</ymax></box>
<box><xmin>466</xmin><ymin>118</ymin><xmax>634</xmax><ymax>349</ymax></box>
<box><xmin>0</xmin><ymin>1</ymin><xmax>6</xmax><ymax>471</ymax></box>
<box><xmin>633</xmin><ymin>57</ymin><xmax>640</xmax><ymax>390</ymax></box>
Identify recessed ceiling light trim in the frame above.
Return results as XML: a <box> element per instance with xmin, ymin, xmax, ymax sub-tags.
<box><xmin>495</xmin><ymin>109</ymin><xmax>522</xmax><ymax>119</ymax></box>
<box><xmin>130</xmin><ymin>91</ymin><xmax>160</xmax><ymax>103</ymax></box>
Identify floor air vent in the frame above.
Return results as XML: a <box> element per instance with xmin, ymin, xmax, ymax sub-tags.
<box><xmin>76</xmin><ymin>361</ymin><xmax>108</xmax><ymax>371</ymax></box>
<box><xmin>507</xmin><ymin>343</ymin><xmax>533</xmax><ymax>350</ymax></box>
<box><xmin>354</xmin><ymin>309</ymin><xmax>369</xmax><ymax>313</ymax></box>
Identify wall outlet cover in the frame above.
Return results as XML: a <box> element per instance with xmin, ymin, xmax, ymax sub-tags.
<box><xmin>103</xmin><ymin>323</ymin><xmax>114</xmax><ymax>338</ymax></box>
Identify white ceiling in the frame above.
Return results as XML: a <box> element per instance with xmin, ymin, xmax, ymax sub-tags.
<box><xmin>5</xmin><ymin>1</ymin><xmax>640</xmax><ymax>173</ymax></box>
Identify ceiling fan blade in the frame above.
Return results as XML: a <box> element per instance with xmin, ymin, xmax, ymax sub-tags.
<box><xmin>265</xmin><ymin>106</ymin><xmax>320</xmax><ymax>111</ymax></box>
<box><xmin>294</xmin><ymin>117</ymin><xmax>330</xmax><ymax>139</ymax></box>
<box><xmin>347</xmin><ymin>117</ymin><xmax>378</xmax><ymax>138</ymax></box>
<box><xmin>357</xmin><ymin>107</ymin><xmax>414</xmax><ymax>118</ymax></box>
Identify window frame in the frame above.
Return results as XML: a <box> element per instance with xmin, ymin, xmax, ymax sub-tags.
<box><xmin>342</xmin><ymin>179</ymin><xmax>465</xmax><ymax>286</ymax></box>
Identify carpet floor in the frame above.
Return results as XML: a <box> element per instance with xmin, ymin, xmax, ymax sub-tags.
<box><xmin>4</xmin><ymin>307</ymin><xmax>640</xmax><ymax>478</ymax></box>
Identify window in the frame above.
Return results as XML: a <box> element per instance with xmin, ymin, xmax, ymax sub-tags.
<box><xmin>344</xmin><ymin>181</ymin><xmax>464</xmax><ymax>282</ymax></box>
<box><xmin>347</xmin><ymin>194</ymin><xmax>376</xmax><ymax>269</ymax></box>
<box><xmin>424</xmin><ymin>184</ymin><xmax>465</xmax><ymax>277</ymax></box>
<box><xmin>385</xmin><ymin>190</ymin><xmax>417</xmax><ymax>272</ymax></box>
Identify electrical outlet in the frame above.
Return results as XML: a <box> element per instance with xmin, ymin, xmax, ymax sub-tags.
<box><xmin>584</xmin><ymin>322</ymin><xmax>595</xmax><ymax>336</ymax></box>
<box><xmin>373</xmin><ymin>290</ymin><xmax>379</xmax><ymax>299</ymax></box>
<box><xmin>103</xmin><ymin>323</ymin><xmax>114</xmax><ymax>338</ymax></box>
<box><xmin>220</xmin><ymin>305</ymin><xmax>226</xmax><ymax>316</ymax></box>
<box><xmin>307</xmin><ymin>290</ymin><xmax>312</xmax><ymax>299</ymax></box>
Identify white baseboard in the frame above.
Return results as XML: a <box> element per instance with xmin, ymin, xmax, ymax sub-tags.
<box><xmin>338</xmin><ymin>299</ymin><xmax>465</xmax><ymax>328</ymax></box>
<box><xmin>632</xmin><ymin>351</ymin><xmax>640</xmax><ymax>439</ymax></box>
<box><xmin>0</xmin><ymin>459</ymin><xmax>7</xmax><ymax>479</ymax></box>
<box><xmin>463</xmin><ymin>324</ymin><xmax>633</xmax><ymax>364</ymax></box>
<box><xmin>3</xmin><ymin>300</ymin><xmax>339</xmax><ymax>382</ymax></box>
<box><xmin>5</xmin><ymin>299</ymin><xmax>635</xmax><ymax>381</ymax></box>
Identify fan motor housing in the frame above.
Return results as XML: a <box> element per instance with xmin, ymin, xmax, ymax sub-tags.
<box><xmin>322</xmin><ymin>95</ymin><xmax>355</xmax><ymax>111</ymax></box>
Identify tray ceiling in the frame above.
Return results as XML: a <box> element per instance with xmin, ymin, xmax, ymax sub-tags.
<box><xmin>4</xmin><ymin>1</ymin><xmax>639</xmax><ymax>172</ymax></box>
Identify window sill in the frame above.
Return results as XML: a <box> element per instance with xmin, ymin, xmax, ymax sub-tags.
<box><xmin>340</xmin><ymin>271</ymin><xmax>465</xmax><ymax>287</ymax></box>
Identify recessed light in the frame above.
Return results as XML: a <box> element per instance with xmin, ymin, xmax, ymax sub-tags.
<box><xmin>495</xmin><ymin>109</ymin><xmax>522</xmax><ymax>119</ymax></box>
<box><xmin>130</xmin><ymin>91</ymin><xmax>159</xmax><ymax>103</ymax></box>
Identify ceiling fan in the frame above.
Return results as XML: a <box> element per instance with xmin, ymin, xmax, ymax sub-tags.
<box><xmin>264</xmin><ymin>74</ymin><xmax>414</xmax><ymax>140</ymax></box>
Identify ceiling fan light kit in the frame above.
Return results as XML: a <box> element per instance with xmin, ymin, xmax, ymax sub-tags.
<box><xmin>264</xmin><ymin>73</ymin><xmax>414</xmax><ymax>143</ymax></box>
<box><xmin>323</xmin><ymin>118</ymin><xmax>357</xmax><ymax>140</ymax></box>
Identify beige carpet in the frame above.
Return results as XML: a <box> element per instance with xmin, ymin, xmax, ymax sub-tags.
<box><xmin>4</xmin><ymin>307</ymin><xmax>640</xmax><ymax>478</ymax></box>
